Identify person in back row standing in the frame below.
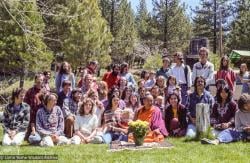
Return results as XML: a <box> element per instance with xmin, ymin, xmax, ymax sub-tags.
<box><xmin>192</xmin><ymin>47</ymin><xmax>214</xmax><ymax>90</ymax></box>
<box><xmin>170</xmin><ymin>52</ymin><xmax>192</xmax><ymax>105</ymax></box>
<box><xmin>156</xmin><ymin>56</ymin><xmax>171</xmax><ymax>80</ymax></box>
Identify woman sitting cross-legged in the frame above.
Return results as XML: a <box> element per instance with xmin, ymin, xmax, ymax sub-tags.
<box><xmin>129</xmin><ymin>94</ymin><xmax>168</xmax><ymax>143</ymax></box>
<box><xmin>35</xmin><ymin>93</ymin><xmax>69</xmax><ymax>147</ymax></box>
<box><xmin>102</xmin><ymin>95</ymin><xmax>129</xmax><ymax>144</ymax></box>
<box><xmin>164</xmin><ymin>92</ymin><xmax>188</xmax><ymax>137</ymax></box>
<box><xmin>2</xmin><ymin>88</ymin><xmax>30</xmax><ymax>146</ymax></box>
<box><xmin>71</xmin><ymin>98</ymin><xmax>102</xmax><ymax>144</ymax></box>
<box><xmin>201</xmin><ymin>94</ymin><xmax>250</xmax><ymax>145</ymax></box>
<box><xmin>210</xmin><ymin>85</ymin><xmax>238</xmax><ymax>137</ymax></box>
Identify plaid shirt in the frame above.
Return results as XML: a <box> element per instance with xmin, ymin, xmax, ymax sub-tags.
<box><xmin>2</xmin><ymin>102</ymin><xmax>30</xmax><ymax>133</ymax></box>
<box><xmin>36</xmin><ymin>106</ymin><xmax>64</xmax><ymax>136</ymax></box>
<box><xmin>103</xmin><ymin>109</ymin><xmax>122</xmax><ymax>129</ymax></box>
<box><xmin>62</xmin><ymin>98</ymin><xmax>79</xmax><ymax>118</ymax></box>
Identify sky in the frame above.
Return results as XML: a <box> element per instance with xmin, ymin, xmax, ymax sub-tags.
<box><xmin>129</xmin><ymin>0</ymin><xmax>200</xmax><ymax>16</ymax></box>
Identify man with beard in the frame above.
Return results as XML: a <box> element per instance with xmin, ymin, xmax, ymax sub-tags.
<box><xmin>185</xmin><ymin>76</ymin><xmax>214</xmax><ymax>138</ymax></box>
<box><xmin>102</xmin><ymin>64</ymin><xmax>121</xmax><ymax>90</ymax></box>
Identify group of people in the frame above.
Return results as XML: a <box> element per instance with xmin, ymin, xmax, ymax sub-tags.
<box><xmin>2</xmin><ymin>47</ymin><xmax>250</xmax><ymax>147</ymax></box>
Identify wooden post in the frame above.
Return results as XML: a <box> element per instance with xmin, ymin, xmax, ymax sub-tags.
<box><xmin>196</xmin><ymin>103</ymin><xmax>210</xmax><ymax>133</ymax></box>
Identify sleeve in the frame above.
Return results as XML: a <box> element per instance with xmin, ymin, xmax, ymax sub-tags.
<box><xmin>56</xmin><ymin>108</ymin><xmax>65</xmax><ymax>136</ymax></box>
<box><xmin>187</xmin><ymin>66</ymin><xmax>192</xmax><ymax>87</ymax></box>
<box><xmin>129</xmin><ymin>73</ymin><xmax>137</xmax><ymax>88</ymax></box>
<box><xmin>185</xmin><ymin>95</ymin><xmax>191</xmax><ymax>116</ymax></box>
<box><xmin>210</xmin><ymin>103</ymin><xmax>218</xmax><ymax>125</ymax></box>
<box><xmin>36</xmin><ymin>110</ymin><xmax>52</xmax><ymax>136</ymax></box>
<box><xmin>17</xmin><ymin>105</ymin><xmax>30</xmax><ymax>132</ymax></box>
<box><xmin>74</xmin><ymin>116</ymin><xmax>80</xmax><ymax>131</ymax></box>
<box><xmin>206</xmin><ymin>63</ymin><xmax>215</xmax><ymax>86</ymax></box>
<box><xmin>2</xmin><ymin>105</ymin><xmax>10</xmax><ymax>133</ymax></box>
<box><xmin>71</xmin><ymin>73</ymin><xmax>76</xmax><ymax>89</ymax></box>
<box><xmin>62</xmin><ymin>99</ymin><xmax>72</xmax><ymax>118</ymax></box>
<box><xmin>55</xmin><ymin>74</ymin><xmax>61</xmax><ymax>93</ymax></box>
<box><xmin>235</xmin><ymin>111</ymin><xmax>244</xmax><ymax>132</ymax></box>
<box><xmin>92</xmin><ymin>115</ymin><xmax>98</xmax><ymax>130</ymax></box>
<box><xmin>191</xmin><ymin>64</ymin><xmax>197</xmax><ymax>84</ymax></box>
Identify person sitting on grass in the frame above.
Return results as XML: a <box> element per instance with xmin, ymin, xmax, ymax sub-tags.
<box><xmin>210</xmin><ymin>85</ymin><xmax>238</xmax><ymax>137</ymax></box>
<box><xmin>71</xmin><ymin>98</ymin><xmax>102</xmax><ymax>144</ymax></box>
<box><xmin>129</xmin><ymin>94</ymin><xmax>168</xmax><ymax>143</ymax></box>
<box><xmin>164</xmin><ymin>92</ymin><xmax>188</xmax><ymax>137</ymax></box>
<box><xmin>2</xmin><ymin>88</ymin><xmax>30</xmax><ymax>146</ymax></box>
<box><xmin>62</xmin><ymin>88</ymin><xmax>82</xmax><ymax>138</ymax></box>
<box><xmin>201</xmin><ymin>93</ymin><xmax>250</xmax><ymax>145</ymax></box>
<box><xmin>185</xmin><ymin>76</ymin><xmax>214</xmax><ymax>138</ymax></box>
<box><xmin>35</xmin><ymin>93</ymin><xmax>69</xmax><ymax>147</ymax></box>
<box><xmin>102</xmin><ymin>95</ymin><xmax>129</xmax><ymax>144</ymax></box>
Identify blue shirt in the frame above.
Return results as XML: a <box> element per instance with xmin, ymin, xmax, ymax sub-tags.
<box><xmin>186</xmin><ymin>90</ymin><xmax>214</xmax><ymax>119</ymax></box>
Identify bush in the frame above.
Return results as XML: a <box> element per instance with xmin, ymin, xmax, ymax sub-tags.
<box><xmin>143</xmin><ymin>53</ymin><xmax>162</xmax><ymax>71</ymax></box>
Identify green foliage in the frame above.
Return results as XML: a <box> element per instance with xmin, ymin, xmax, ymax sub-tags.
<box><xmin>152</xmin><ymin>0</ymin><xmax>192</xmax><ymax>53</ymax></box>
<box><xmin>129</xmin><ymin>120</ymin><xmax>149</xmax><ymax>138</ymax></box>
<box><xmin>226</xmin><ymin>1</ymin><xmax>250</xmax><ymax>51</ymax></box>
<box><xmin>0</xmin><ymin>0</ymin><xmax>53</xmax><ymax>74</ymax></box>
<box><xmin>143</xmin><ymin>53</ymin><xmax>162</xmax><ymax>70</ymax></box>
<box><xmin>209</xmin><ymin>52</ymin><xmax>221</xmax><ymax>70</ymax></box>
<box><xmin>192</xmin><ymin>0</ymin><xmax>232</xmax><ymax>53</ymax></box>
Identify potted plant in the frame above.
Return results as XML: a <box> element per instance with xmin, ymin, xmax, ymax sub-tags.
<box><xmin>129</xmin><ymin>120</ymin><xmax>149</xmax><ymax>146</ymax></box>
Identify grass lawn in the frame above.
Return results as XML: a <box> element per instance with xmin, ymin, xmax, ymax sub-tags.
<box><xmin>0</xmin><ymin>127</ymin><xmax>249</xmax><ymax>163</ymax></box>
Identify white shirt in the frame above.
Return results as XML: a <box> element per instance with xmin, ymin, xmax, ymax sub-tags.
<box><xmin>74</xmin><ymin>114</ymin><xmax>98</xmax><ymax>136</ymax></box>
<box><xmin>170</xmin><ymin>64</ymin><xmax>192</xmax><ymax>87</ymax></box>
<box><xmin>192</xmin><ymin>61</ymin><xmax>214</xmax><ymax>86</ymax></box>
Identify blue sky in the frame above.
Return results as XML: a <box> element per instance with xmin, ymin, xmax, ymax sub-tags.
<box><xmin>129</xmin><ymin>0</ymin><xmax>200</xmax><ymax>16</ymax></box>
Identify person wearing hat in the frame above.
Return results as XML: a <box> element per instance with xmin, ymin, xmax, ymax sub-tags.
<box><xmin>156</xmin><ymin>56</ymin><xmax>171</xmax><ymax>79</ymax></box>
<box><xmin>170</xmin><ymin>52</ymin><xmax>192</xmax><ymax>105</ymax></box>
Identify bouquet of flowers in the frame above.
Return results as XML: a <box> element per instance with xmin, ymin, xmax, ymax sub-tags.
<box><xmin>129</xmin><ymin>120</ymin><xmax>149</xmax><ymax>145</ymax></box>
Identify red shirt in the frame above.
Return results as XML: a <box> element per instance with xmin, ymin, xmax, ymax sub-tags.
<box><xmin>102</xmin><ymin>72</ymin><xmax>120</xmax><ymax>89</ymax></box>
<box><xmin>216</xmin><ymin>69</ymin><xmax>236</xmax><ymax>91</ymax></box>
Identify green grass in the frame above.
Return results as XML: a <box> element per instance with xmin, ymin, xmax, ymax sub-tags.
<box><xmin>0</xmin><ymin>127</ymin><xmax>249</xmax><ymax>163</ymax></box>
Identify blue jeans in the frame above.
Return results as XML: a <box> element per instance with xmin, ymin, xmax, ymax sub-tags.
<box><xmin>28</xmin><ymin>132</ymin><xmax>42</xmax><ymax>144</ymax></box>
<box><xmin>186</xmin><ymin>124</ymin><xmax>196</xmax><ymax>138</ymax></box>
<box><xmin>102</xmin><ymin>132</ymin><xmax>128</xmax><ymax>144</ymax></box>
<box><xmin>217</xmin><ymin>129</ymin><xmax>246</xmax><ymax>143</ymax></box>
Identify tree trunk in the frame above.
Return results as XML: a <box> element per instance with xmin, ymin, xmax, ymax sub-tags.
<box><xmin>196</xmin><ymin>103</ymin><xmax>210</xmax><ymax>133</ymax></box>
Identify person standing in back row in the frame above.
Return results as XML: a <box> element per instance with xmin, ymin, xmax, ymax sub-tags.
<box><xmin>192</xmin><ymin>47</ymin><xmax>214</xmax><ymax>90</ymax></box>
<box><xmin>170</xmin><ymin>52</ymin><xmax>192</xmax><ymax>105</ymax></box>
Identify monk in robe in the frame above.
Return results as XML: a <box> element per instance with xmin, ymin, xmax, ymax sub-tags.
<box><xmin>129</xmin><ymin>94</ymin><xmax>168</xmax><ymax>143</ymax></box>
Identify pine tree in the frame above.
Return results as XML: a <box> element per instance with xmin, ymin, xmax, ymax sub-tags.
<box><xmin>226</xmin><ymin>0</ymin><xmax>250</xmax><ymax>51</ymax></box>
<box><xmin>0</xmin><ymin>0</ymin><xmax>53</xmax><ymax>87</ymax></box>
<box><xmin>152</xmin><ymin>0</ymin><xmax>192</xmax><ymax>53</ymax></box>
<box><xmin>37</xmin><ymin>0</ymin><xmax>113</xmax><ymax>69</ymax></box>
<box><xmin>111</xmin><ymin>0</ymin><xmax>137</xmax><ymax>64</ymax></box>
<box><xmin>136</xmin><ymin>0</ymin><xmax>154</xmax><ymax>40</ymax></box>
<box><xmin>192</xmin><ymin>0</ymin><xmax>232</xmax><ymax>54</ymax></box>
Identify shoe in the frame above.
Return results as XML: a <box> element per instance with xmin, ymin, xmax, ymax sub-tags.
<box><xmin>201</xmin><ymin>138</ymin><xmax>219</xmax><ymax>145</ymax></box>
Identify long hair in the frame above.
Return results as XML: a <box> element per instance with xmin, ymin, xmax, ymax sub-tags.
<box><xmin>128</xmin><ymin>92</ymin><xmax>141</xmax><ymax>109</ymax></box>
<box><xmin>59</xmin><ymin>61</ymin><xmax>71</xmax><ymax>74</ymax></box>
<box><xmin>79</xmin><ymin>98</ymin><xmax>95</xmax><ymax>116</ymax></box>
<box><xmin>106</xmin><ymin>94</ymin><xmax>119</xmax><ymax>111</ymax></box>
<box><xmin>194</xmin><ymin>76</ymin><xmax>206</xmax><ymax>92</ymax></box>
<box><xmin>121</xmin><ymin>86</ymin><xmax>134</xmax><ymax>100</ymax></box>
<box><xmin>167</xmin><ymin>92</ymin><xmax>181</xmax><ymax>105</ymax></box>
<box><xmin>219</xmin><ymin>55</ymin><xmax>230</xmax><ymax>71</ymax></box>
<box><xmin>239</xmin><ymin>63</ymin><xmax>248</xmax><ymax>77</ymax></box>
<box><xmin>216</xmin><ymin>85</ymin><xmax>233</xmax><ymax>104</ymax></box>
<box><xmin>166</xmin><ymin>75</ymin><xmax>177</xmax><ymax>88</ymax></box>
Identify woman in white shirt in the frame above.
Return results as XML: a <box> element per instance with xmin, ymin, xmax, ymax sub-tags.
<box><xmin>71</xmin><ymin>98</ymin><xmax>102</xmax><ymax>144</ymax></box>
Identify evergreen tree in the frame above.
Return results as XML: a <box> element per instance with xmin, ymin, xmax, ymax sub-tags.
<box><xmin>152</xmin><ymin>0</ymin><xmax>192</xmax><ymax>53</ymax></box>
<box><xmin>111</xmin><ymin>0</ymin><xmax>137</xmax><ymax>64</ymax></box>
<box><xmin>226</xmin><ymin>0</ymin><xmax>250</xmax><ymax>51</ymax></box>
<box><xmin>0</xmin><ymin>0</ymin><xmax>53</xmax><ymax>87</ymax></box>
<box><xmin>192</xmin><ymin>0</ymin><xmax>232</xmax><ymax>54</ymax></box>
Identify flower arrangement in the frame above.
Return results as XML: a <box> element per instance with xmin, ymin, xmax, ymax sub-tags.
<box><xmin>129</xmin><ymin>120</ymin><xmax>149</xmax><ymax>145</ymax></box>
